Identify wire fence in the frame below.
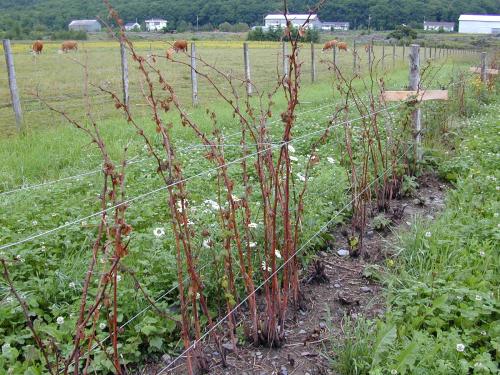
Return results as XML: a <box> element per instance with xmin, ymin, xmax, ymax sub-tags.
<box><xmin>1</xmin><ymin>40</ymin><xmax>478</xmax><ymax>132</ymax></box>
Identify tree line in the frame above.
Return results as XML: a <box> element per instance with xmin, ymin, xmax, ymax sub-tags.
<box><xmin>0</xmin><ymin>0</ymin><xmax>498</xmax><ymax>36</ymax></box>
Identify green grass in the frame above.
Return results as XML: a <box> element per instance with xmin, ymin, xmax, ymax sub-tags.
<box><xmin>330</xmin><ymin>88</ymin><xmax>500</xmax><ymax>374</ymax></box>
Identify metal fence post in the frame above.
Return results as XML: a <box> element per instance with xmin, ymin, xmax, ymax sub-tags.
<box><xmin>2</xmin><ymin>39</ymin><xmax>23</xmax><ymax>132</ymax></box>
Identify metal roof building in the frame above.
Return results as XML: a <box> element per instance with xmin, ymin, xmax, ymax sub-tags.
<box><xmin>458</xmin><ymin>14</ymin><xmax>500</xmax><ymax>34</ymax></box>
<box><xmin>68</xmin><ymin>20</ymin><xmax>102</xmax><ymax>32</ymax></box>
<box><xmin>423</xmin><ymin>21</ymin><xmax>455</xmax><ymax>32</ymax></box>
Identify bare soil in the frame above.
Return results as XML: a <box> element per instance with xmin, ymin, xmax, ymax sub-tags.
<box><xmin>157</xmin><ymin>173</ymin><xmax>448</xmax><ymax>375</ymax></box>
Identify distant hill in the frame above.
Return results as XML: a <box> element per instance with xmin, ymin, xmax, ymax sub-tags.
<box><xmin>0</xmin><ymin>0</ymin><xmax>499</xmax><ymax>33</ymax></box>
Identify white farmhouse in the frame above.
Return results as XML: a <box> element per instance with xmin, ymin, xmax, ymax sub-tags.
<box><xmin>124</xmin><ymin>22</ymin><xmax>141</xmax><ymax>31</ymax></box>
<box><xmin>458</xmin><ymin>14</ymin><xmax>500</xmax><ymax>34</ymax></box>
<box><xmin>145</xmin><ymin>18</ymin><xmax>168</xmax><ymax>32</ymax></box>
<box><xmin>264</xmin><ymin>14</ymin><xmax>322</xmax><ymax>29</ymax></box>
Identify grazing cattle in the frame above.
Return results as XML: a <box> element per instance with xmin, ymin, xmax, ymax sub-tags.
<box><xmin>173</xmin><ymin>40</ymin><xmax>188</xmax><ymax>52</ymax></box>
<box><xmin>364</xmin><ymin>44</ymin><xmax>373</xmax><ymax>53</ymax></box>
<box><xmin>32</xmin><ymin>41</ymin><xmax>44</xmax><ymax>54</ymax></box>
<box><xmin>61</xmin><ymin>41</ymin><xmax>78</xmax><ymax>53</ymax></box>
<box><xmin>337</xmin><ymin>42</ymin><xmax>348</xmax><ymax>52</ymax></box>
<box><xmin>322</xmin><ymin>40</ymin><xmax>338</xmax><ymax>52</ymax></box>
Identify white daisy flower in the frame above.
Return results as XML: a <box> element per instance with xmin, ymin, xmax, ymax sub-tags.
<box><xmin>391</xmin><ymin>370</ymin><xmax>398</xmax><ymax>375</ymax></box>
<box><xmin>249</xmin><ymin>242</ymin><xmax>257</xmax><ymax>248</ymax></box>
<box><xmin>204</xmin><ymin>199</ymin><xmax>220</xmax><ymax>210</ymax></box>
<box><xmin>475</xmin><ymin>295</ymin><xmax>481</xmax><ymax>301</ymax></box>
<box><xmin>479</xmin><ymin>251</ymin><xmax>485</xmax><ymax>257</ymax></box>
<box><xmin>116</xmin><ymin>275</ymin><xmax>121</xmax><ymax>282</ymax></box>
<box><xmin>456</xmin><ymin>343</ymin><xmax>465</xmax><ymax>352</ymax></box>
<box><xmin>287</xmin><ymin>144</ymin><xmax>296</xmax><ymax>153</ymax></box>
<box><xmin>153</xmin><ymin>227</ymin><xmax>165</xmax><ymax>238</ymax></box>
<box><xmin>231</xmin><ymin>195</ymin><xmax>241</xmax><ymax>202</ymax></box>
<box><xmin>99</xmin><ymin>322</ymin><xmax>107</xmax><ymax>330</ymax></box>
<box><xmin>69</xmin><ymin>282</ymin><xmax>76</xmax><ymax>289</ymax></box>
<box><xmin>275</xmin><ymin>250</ymin><xmax>282</xmax><ymax>259</ymax></box>
<box><xmin>248</xmin><ymin>223</ymin><xmax>258</xmax><ymax>229</ymax></box>
<box><xmin>261</xmin><ymin>261</ymin><xmax>271</xmax><ymax>272</ymax></box>
<box><xmin>327</xmin><ymin>157</ymin><xmax>335</xmax><ymax>164</ymax></box>
<box><xmin>32</xmin><ymin>220</ymin><xmax>38</xmax><ymax>226</ymax></box>
<box><xmin>425</xmin><ymin>231</ymin><xmax>432</xmax><ymax>238</ymax></box>
<box><xmin>202</xmin><ymin>239</ymin><xmax>211</xmax><ymax>249</ymax></box>
<box><xmin>289</xmin><ymin>156</ymin><xmax>299</xmax><ymax>162</ymax></box>
<box><xmin>297</xmin><ymin>173</ymin><xmax>306</xmax><ymax>182</ymax></box>
<box><xmin>56</xmin><ymin>316</ymin><xmax>65</xmax><ymax>325</ymax></box>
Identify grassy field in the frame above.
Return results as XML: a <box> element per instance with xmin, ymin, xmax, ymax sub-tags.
<box><xmin>0</xmin><ymin>38</ymin><xmax>488</xmax><ymax>373</ymax></box>
<box><xmin>0</xmin><ymin>38</ymin><xmax>479</xmax><ymax>135</ymax></box>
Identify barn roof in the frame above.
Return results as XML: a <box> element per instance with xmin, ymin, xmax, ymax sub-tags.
<box><xmin>322</xmin><ymin>21</ymin><xmax>350</xmax><ymax>26</ymax></box>
<box><xmin>69</xmin><ymin>20</ymin><xmax>100</xmax><ymax>26</ymax></box>
<box><xmin>125</xmin><ymin>22</ymin><xmax>140</xmax><ymax>27</ymax></box>
<box><xmin>265</xmin><ymin>14</ymin><xmax>319</xmax><ymax>21</ymax></box>
<box><xmin>424</xmin><ymin>21</ymin><xmax>455</xmax><ymax>27</ymax></box>
<box><xmin>458</xmin><ymin>14</ymin><xmax>500</xmax><ymax>22</ymax></box>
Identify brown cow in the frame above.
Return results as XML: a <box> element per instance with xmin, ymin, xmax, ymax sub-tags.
<box><xmin>32</xmin><ymin>41</ymin><xmax>44</xmax><ymax>54</ymax></box>
<box><xmin>61</xmin><ymin>41</ymin><xmax>78</xmax><ymax>53</ymax></box>
<box><xmin>173</xmin><ymin>40</ymin><xmax>188</xmax><ymax>52</ymax></box>
<box><xmin>364</xmin><ymin>44</ymin><xmax>373</xmax><ymax>53</ymax></box>
<box><xmin>322</xmin><ymin>39</ymin><xmax>338</xmax><ymax>51</ymax></box>
<box><xmin>337</xmin><ymin>42</ymin><xmax>348</xmax><ymax>52</ymax></box>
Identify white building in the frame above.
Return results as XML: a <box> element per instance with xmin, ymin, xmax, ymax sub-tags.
<box><xmin>458</xmin><ymin>14</ymin><xmax>500</xmax><ymax>34</ymax></box>
<box><xmin>124</xmin><ymin>22</ymin><xmax>141</xmax><ymax>31</ymax></box>
<box><xmin>145</xmin><ymin>18</ymin><xmax>168</xmax><ymax>32</ymax></box>
<box><xmin>68</xmin><ymin>20</ymin><xmax>101</xmax><ymax>32</ymax></box>
<box><xmin>321</xmin><ymin>22</ymin><xmax>350</xmax><ymax>31</ymax></box>
<box><xmin>264</xmin><ymin>14</ymin><xmax>322</xmax><ymax>29</ymax></box>
<box><xmin>423</xmin><ymin>21</ymin><xmax>455</xmax><ymax>32</ymax></box>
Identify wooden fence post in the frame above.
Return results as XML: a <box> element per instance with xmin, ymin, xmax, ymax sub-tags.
<box><xmin>392</xmin><ymin>42</ymin><xmax>396</xmax><ymax>69</ymax></box>
<box><xmin>353</xmin><ymin>40</ymin><xmax>357</xmax><ymax>74</ymax></box>
<box><xmin>333</xmin><ymin>43</ymin><xmax>337</xmax><ymax>69</ymax></box>
<box><xmin>480</xmin><ymin>52</ymin><xmax>487</xmax><ymax>83</ymax></box>
<box><xmin>409</xmin><ymin>44</ymin><xmax>422</xmax><ymax>162</ymax></box>
<box><xmin>191</xmin><ymin>42</ymin><xmax>198</xmax><ymax>106</ymax></box>
<box><xmin>2</xmin><ymin>39</ymin><xmax>23</xmax><ymax>132</ymax></box>
<box><xmin>434</xmin><ymin>46</ymin><xmax>437</xmax><ymax>59</ymax></box>
<box><xmin>282</xmin><ymin>41</ymin><xmax>288</xmax><ymax>81</ymax></box>
<box><xmin>368</xmin><ymin>40</ymin><xmax>373</xmax><ymax>70</ymax></box>
<box><xmin>424</xmin><ymin>46</ymin><xmax>427</xmax><ymax>60</ymax></box>
<box><xmin>120</xmin><ymin>39</ymin><xmax>129</xmax><ymax>109</ymax></box>
<box><xmin>382</xmin><ymin>43</ymin><xmax>385</xmax><ymax>70</ymax></box>
<box><xmin>243</xmin><ymin>42</ymin><xmax>252</xmax><ymax>95</ymax></box>
<box><xmin>402</xmin><ymin>44</ymin><xmax>405</xmax><ymax>61</ymax></box>
<box><xmin>310</xmin><ymin>41</ymin><xmax>316</xmax><ymax>82</ymax></box>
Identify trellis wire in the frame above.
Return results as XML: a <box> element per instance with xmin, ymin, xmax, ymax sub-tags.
<box><xmin>0</xmin><ymin>101</ymin><xmax>336</xmax><ymax>197</ymax></box>
<box><xmin>0</xmin><ymin>102</ymin><xmax>404</xmax><ymax>252</ymax></box>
